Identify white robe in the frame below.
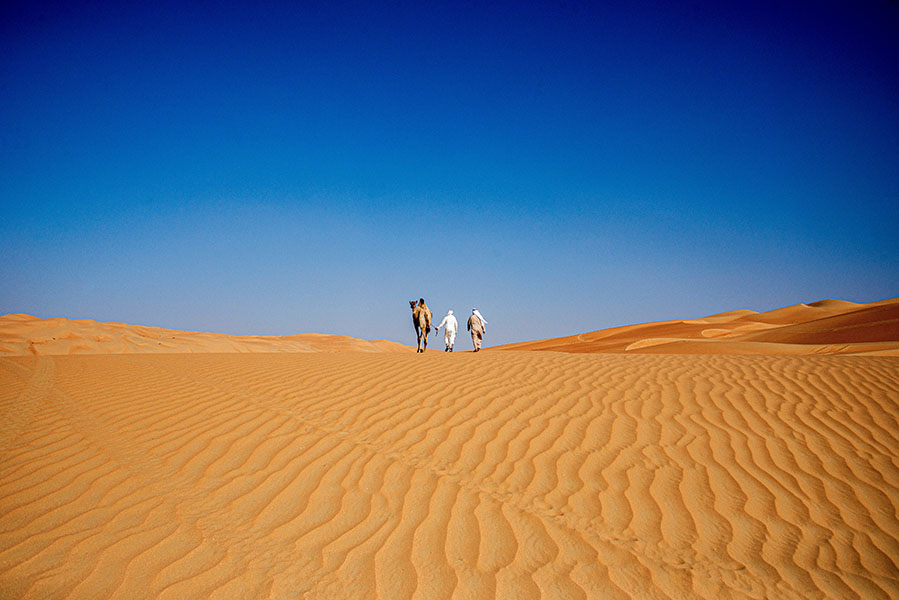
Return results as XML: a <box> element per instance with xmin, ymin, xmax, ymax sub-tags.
<box><xmin>437</xmin><ymin>313</ymin><xmax>458</xmax><ymax>346</ymax></box>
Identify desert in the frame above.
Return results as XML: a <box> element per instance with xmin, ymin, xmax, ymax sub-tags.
<box><xmin>5</xmin><ymin>2</ymin><xmax>898</xmax><ymax>598</ymax></box>
<box><xmin>1</xmin><ymin>299</ymin><xmax>897</xmax><ymax>599</ymax></box>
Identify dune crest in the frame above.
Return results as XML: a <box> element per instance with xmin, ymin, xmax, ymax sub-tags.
<box><xmin>495</xmin><ymin>297</ymin><xmax>899</xmax><ymax>355</ymax></box>
<box><xmin>0</xmin><ymin>315</ymin><xmax>412</xmax><ymax>355</ymax></box>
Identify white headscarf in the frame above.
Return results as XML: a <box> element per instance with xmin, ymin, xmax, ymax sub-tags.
<box><xmin>438</xmin><ymin>310</ymin><xmax>457</xmax><ymax>330</ymax></box>
<box><xmin>472</xmin><ymin>308</ymin><xmax>487</xmax><ymax>326</ymax></box>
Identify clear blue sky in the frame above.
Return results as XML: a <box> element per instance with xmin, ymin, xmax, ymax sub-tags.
<box><xmin>2</xmin><ymin>0</ymin><xmax>897</xmax><ymax>346</ymax></box>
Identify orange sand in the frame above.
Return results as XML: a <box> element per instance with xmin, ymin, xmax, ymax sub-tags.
<box><xmin>0</xmin><ymin>314</ymin><xmax>411</xmax><ymax>355</ymax></box>
<box><xmin>1</xmin><ymin>302</ymin><xmax>898</xmax><ymax>599</ymax></box>
<box><xmin>494</xmin><ymin>297</ymin><xmax>899</xmax><ymax>356</ymax></box>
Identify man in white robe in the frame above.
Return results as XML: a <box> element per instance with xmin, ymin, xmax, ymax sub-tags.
<box><xmin>434</xmin><ymin>310</ymin><xmax>458</xmax><ymax>352</ymax></box>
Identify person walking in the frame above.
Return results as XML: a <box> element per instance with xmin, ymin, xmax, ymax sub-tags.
<box><xmin>467</xmin><ymin>308</ymin><xmax>487</xmax><ymax>352</ymax></box>
<box><xmin>434</xmin><ymin>309</ymin><xmax>458</xmax><ymax>352</ymax></box>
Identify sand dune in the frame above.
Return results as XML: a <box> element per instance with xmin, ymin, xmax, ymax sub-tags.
<box><xmin>1</xmin><ymin>352</ymin><xmax>897</xmax><ymax>598</ymax></box>
<box><xmin>0</xmin><ymin>314</ymin><xmax>411</xmax><ymax>355</ymax></box>
<box><xmin>494</xmin><ymin>297</ymin><xmax>899</xmax><ymax>356</ymax></box>
<box><xmin>1</xmin><ymin>302</ymin><xmax>898</xmax><ymax>598</ymax></box>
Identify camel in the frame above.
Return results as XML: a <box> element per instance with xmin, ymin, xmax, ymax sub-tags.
<box><xmin>409</xmin><ymin>298</ymin><xmax>433</xmax><ymax>353</ymax></box>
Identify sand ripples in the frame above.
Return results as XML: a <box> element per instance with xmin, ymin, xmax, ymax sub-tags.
<box><xmin>1</xmin><ymin>352</ymin><xmax>897</xmax><ymax>599</ymax></box>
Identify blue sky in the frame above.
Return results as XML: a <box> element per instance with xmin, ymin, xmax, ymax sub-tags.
<box><xmin>2</xmin><ymin>0</ymin><xmax>897</xmax><ymax>346</ymax></box>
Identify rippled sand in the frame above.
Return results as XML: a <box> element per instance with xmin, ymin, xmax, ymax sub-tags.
<box><xmin>2</xmin><ymin>350</ymin><xmax>897</xmax><ymax>599</ymax></box>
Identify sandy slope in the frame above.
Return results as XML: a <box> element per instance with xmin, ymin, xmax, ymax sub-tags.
<box><xmin>0</xmin><ymin>315</ymin><xmax>411</xmax><ymax>355</ymax></box>
<box><xmin>493</xmin><ymin>297</ymin><xmax>899</xmax><ymax>356</ymax></box>
<box><xmin>1</xmin><ymin>350</ymin><xmax>897</xmax><ymax>599</ymax></box>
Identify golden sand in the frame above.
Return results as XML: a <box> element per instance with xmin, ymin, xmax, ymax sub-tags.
<box><xmin>1</xmin><ymin>301</ymin><xmax>897</xmax><ymax>599</ymax></box>
<box><xmin>0</xmin><ymin>314</ymin><xmax>410</xmax><ymax>356</ymax></box>
<box><xmin>494</xmin><ymin>298</ymin><xmax>899</xmax><ymax>356</ymax></box>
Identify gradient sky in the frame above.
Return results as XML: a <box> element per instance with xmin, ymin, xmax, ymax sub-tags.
<box><xmin>2</xmin><ymin>0</ymin><xmax>898</xmax><ymax>346</ymax></box>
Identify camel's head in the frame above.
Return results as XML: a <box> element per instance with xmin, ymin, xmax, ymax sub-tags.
<box><xmin>409</xmin><ymin>300</ymin><xmax>417</xmax><ymax>310</ymax></box>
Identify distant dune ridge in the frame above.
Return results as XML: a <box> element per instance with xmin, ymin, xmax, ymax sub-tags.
<box><xmin>494</xmin><ymin>297</ymin><xmax>899</xmax><ymax>356</ymax></box>
<box><xmin>0</xmin><ymin>314</ymin><xmax>411</xmax><ymax>355</ymax></box>
<box><xmin>1</xmin><ymin>299</ymin><xmax>898</xmax><ymax>599</ymax></box>
<box><xmin>4</xmin><ymin>297</ymin><xmax>897</xmax><ymax>357</ymax></box>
